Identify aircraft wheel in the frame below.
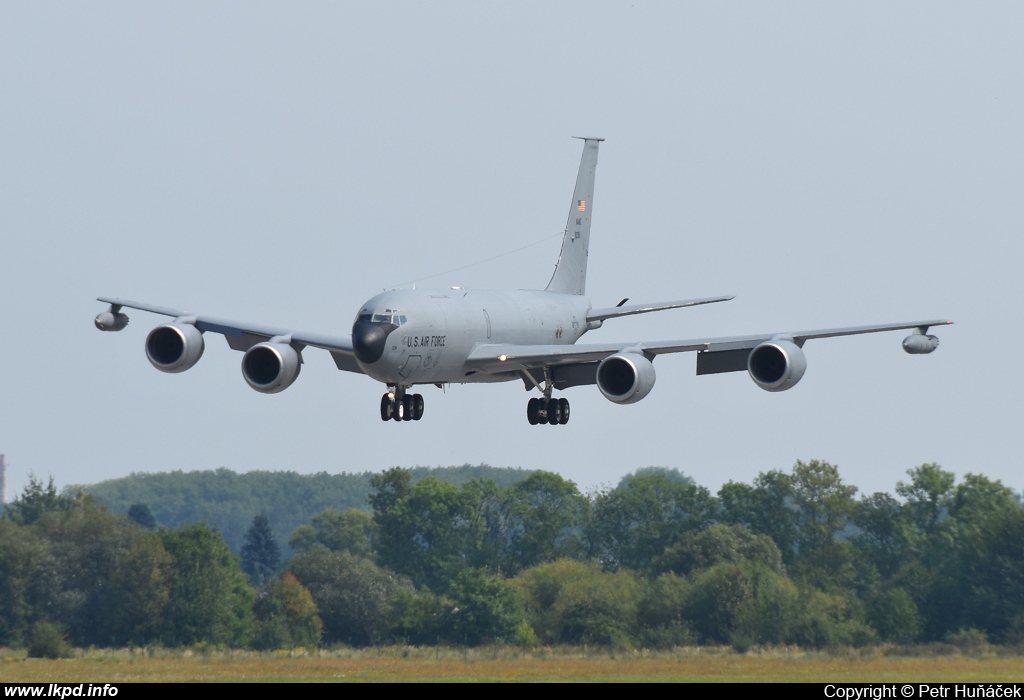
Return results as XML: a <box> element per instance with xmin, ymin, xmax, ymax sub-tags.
<box><xmin>548</xmin><ymin>398</ymin><xmax>562</xmax><ymax>425</ymax></box>
<box><xmin>527</xmin><ymin>398</ymin><xmax>540</xmax><ymax>425</ymax></box>
<box><xmin>537</xmin><ymin>398</ymin><xmax>549</xmax><ymax>424</ymax></box>
<box><xmin>558</xmin><ymin>398</ymin><xmax>570</xmax><ymax>425</ymax></box>
<box><xmin>402</xmin><ymin>394</ymin><xmax>414</xmax><ymax>421</ymax></box>
<box><xmin>412</xmin><ymin>394</ymin><xmax>424</xmax><ymax>420</ymax></box>
<box><xmin>380</xmin><ymin>394</ymin><xmax>393</xmax><ymax>421</ymax></box>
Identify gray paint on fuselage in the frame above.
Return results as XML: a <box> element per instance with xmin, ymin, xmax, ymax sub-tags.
<box><xmin>354</xmin><ymin>288</ymin><xmax>591</xmax><ymax>386</ymax></box>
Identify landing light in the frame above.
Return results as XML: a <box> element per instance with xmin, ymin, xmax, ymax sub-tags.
<box><xmin>498</xmin><ymin>354</ymin><xmax>507</xmax><ymax>362</ymax></box>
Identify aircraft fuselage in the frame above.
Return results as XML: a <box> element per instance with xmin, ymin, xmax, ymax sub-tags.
<box><xmin>353</xmin><ymin>289</ymin><xmax>592</xmax><ymax>386</ymax></box>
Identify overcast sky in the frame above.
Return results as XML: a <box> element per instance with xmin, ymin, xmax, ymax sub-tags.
<box><xmin>1</xmin><ymin>2</ymin><xmax>1021</xmax><ymax>502</ymax></box>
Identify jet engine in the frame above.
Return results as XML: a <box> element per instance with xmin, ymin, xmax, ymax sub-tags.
<box><xmin>902</xmin><ymin>334</ymin><xmax>939</xmax><ymax>354</ymax></box>
<box><xmin>596</xmin><ymin>352</ymin><xmax>656</xmax><ymax>404</ymax></box>
<box><xmin>747</xmin><ymin>338</ymin><xmax>806</xmax><ymax>392</ymax></box>
<box><xmin>242</xmin><ymin>342</ymin><xmax>301</xmax><ymax>394</ymax></box>
<box><xmin>145</xmin><ymin>322</ymin><xmax>205</xmax><ymax>373</ymax></box>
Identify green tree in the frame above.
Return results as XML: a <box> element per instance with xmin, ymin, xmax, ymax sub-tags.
<box><xmin>241</xmin><ymin>514</ymin><xmax>281</xmax><ymax>585</ymax></box>
<box><xmin>718</xmin><ymin>470</ymin><xmax>798</xmax><ymax>563</ymax></box>
<box><xmin>504</xmin><ymin>471</ymin><xmax>587</xmax><ymax>572</ymax></box>
<box><xmin>127</xmin><ymin>503</ymin><xmax>158</xmax><ymax>529</ymax></box>
<box><xmin>788</xmin><ymin>460</ymin><xmax>858</xmax><ymax>588</ymax></box>
<box><xmin>98</xmin><ymin>533</ymin><xmax>173</xmax><ymax>645</ymax></box>
<box><xmin>289</xmin><ymin>547</ymin><xmax>412</xmax><ymax>646</ymax></box>
<box><xmin>590</xmin><ymin>472</ymin><xmax>715</xmax><ymax>571</ymax></box>
<box><xmin>289</xmin><ymin>509</ymin><xmax>377</xmax><ymax>558</ymax></box>
<box><xmin>160</xmin><ymin>523</ymin><xmax>254</xmax><ymax>646</ymax></box>
<box><xmin>446</xmin><ymin>568</ymin><xmax>530</xmax><ymax>645</ymax></box>
<box><xmin>5</xmin><ymin>475</ymin><xmax>73</xmax><ymax>525</ymax></box>
<box><xmin>514</xmin><ymin>559</ymin><xmax>639</xmax><ymax>646</ymax></box>
<box><xmin>252</xmin><ymin>572</ymin><xmax>323</xmax><ymax>649</ymax></box>
<box><xmin>657</xmin><ymin>523</ymin><xmax>784</xmax><ymax>576</ymax></box>
<box><xmin>0</xmin><ymin>519</ymin><xmax>55</xmax><ymax>646</ymax></box>
<box><xmin>372</xmin><ymin>474</ymin><xmax>477</xmax><ymax>591</ymax></box>
<box><xmin>34</xmin><ymin>494</ymin><xmax>145</xmax><ymax>646</ymax></box>
<box><xmin>852</xmin><ymin>492</ymin><xmax>909</xmax><ymax>578</ymax></box>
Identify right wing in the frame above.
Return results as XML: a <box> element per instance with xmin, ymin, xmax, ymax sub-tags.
<box><xmin>96</xmin><ymin>297</ymin><xmax>362</xmax><ymax>373</ymax></box>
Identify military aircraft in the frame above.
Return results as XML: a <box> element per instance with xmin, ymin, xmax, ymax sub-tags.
<box><xmin>95</xmin><ymin>137</ymin><xmax>951</xmax><ymax>425</ymax></box>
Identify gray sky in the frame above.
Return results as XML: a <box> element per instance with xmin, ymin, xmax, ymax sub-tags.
<box><xmin>2</xmin><ymin>2</ymin><xmax>1021</xmax><ymax>501</ymax></box>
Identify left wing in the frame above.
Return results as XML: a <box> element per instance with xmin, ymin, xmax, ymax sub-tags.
<box><xmin>465</xmin><ymin>319</ymin><xmax>954</xmax><ymax>375</ymax></box>
<box><xmin>95</xmin><ymin>297</ymin><xmax>362</xmax><ymax>373</ymax></box>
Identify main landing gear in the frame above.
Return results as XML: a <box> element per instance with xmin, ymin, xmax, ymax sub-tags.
<box><xmin>527</xmin><ymin>397</ymin><xmax>570</xmax><ymax>426</ymax></box>
<box><xmin>523</xmin><ymin>367</ymin><xmax>569</xmax><ymax>426</ymax></box>
<box><xmin>380</xmin><ymin>388</ymin><xmax>424</xmax><ymax>422</ymax></box>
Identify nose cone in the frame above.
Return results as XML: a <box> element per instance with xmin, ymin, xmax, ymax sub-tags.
<box><xmin>352</xmin><ymin>320</ymin><xmax>396</xmax><ymax>364</ymax></box>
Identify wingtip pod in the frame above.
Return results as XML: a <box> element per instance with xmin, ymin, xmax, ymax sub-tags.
<box><xmin>902</xmin><ymin>334</ymin><xmax>940</xmax><ymax>354</ymax></box>
<box><xmin>95</xmin><ymin>311</ymin><xmax>129</xmax><ymax>332</ymax></box>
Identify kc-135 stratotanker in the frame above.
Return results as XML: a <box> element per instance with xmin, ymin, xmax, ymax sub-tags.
<box><xmin>95</xmin><ymin>138</ymin><xmax>952</xmax><ymax>425</ymax></box>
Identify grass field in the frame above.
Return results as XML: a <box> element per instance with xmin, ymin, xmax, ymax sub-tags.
<box><xmin>3</xmin><ymin>646</ymin><xmax>1024</xmax><ymax>682</ymax></box>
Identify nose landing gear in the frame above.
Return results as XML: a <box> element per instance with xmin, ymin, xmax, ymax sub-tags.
<box><xmin>380</xmin><ymin>388</ymin><xmax>424</xmax><ymax>422</ymax></box>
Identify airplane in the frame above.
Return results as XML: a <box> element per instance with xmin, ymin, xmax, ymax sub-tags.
<box><xmin>95</xmin><ymin>137</ymin><xmax>952</xmax><ymax>426</ymax></box>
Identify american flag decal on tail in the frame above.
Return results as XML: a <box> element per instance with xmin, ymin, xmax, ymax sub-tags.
<box><xmin>578</xmin><ymin>199</ymin><xmax>586</xmax><ymax>212</ymax></box>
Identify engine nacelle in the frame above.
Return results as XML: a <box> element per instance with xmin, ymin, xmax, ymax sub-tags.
<box><xmin>748</xmin><ymin>338</ymin><xmax>807</xmax><ymax>392</ymax></box>
<box><xmin>596</xmin><ymin>352</ymin><xmax>657</xmax><ymax>404</ymax></box>
<box><xmin>95</xmin><ymin>311</ymin><xmax>129</xmax><ymax>332</ymax></box>
<box><xmin>902</xmin><ymin>334</ymin><xmax>939</xmax><ymax>354</ymax></box>
<box><xmin>145</xmin><ymin>322</ymin><xmax>205</xmax><ymax>373</ymax></box>
<box><xmin>242</xmin><ymin>342</ymin><xmax>301</xmax><ymax>394</ymax></box>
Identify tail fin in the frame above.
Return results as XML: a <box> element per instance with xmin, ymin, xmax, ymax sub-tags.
<box><xmin>545</xmin><ymin>137</ymin><xmax>603</xmax><ymax>295</ymax></box>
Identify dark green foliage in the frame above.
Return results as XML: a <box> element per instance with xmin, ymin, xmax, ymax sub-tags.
<box><xmin>34</xmin><ymin>494</ymin><xmax>147</xmax><ymax>647</ymax></box>
<box><xmin>514</xmin><ymin>559</ymin><xmax>640</xmax><ymax>646</ymax></box>
<box><xmin>252</xmin><ymin>572</ymin><xmax>323</xmax><ymax>650</ymax></box>
<box><xmin>7</xmin><ymin>460</ymin><xmax>1021</xmax><ymax>650</ymax></box>
<box><xmin>288</xmin><ymin>547</ymin><xmax>411</xmax><ymax>646</ymax></box>
<box><xmin>100</xmin><ymin>533</ymin><xmax>173</xmax><ymax>645</ymax></box>
<box><xmin>160</xmin><ymin>524</ymin><xmax>254</xmax><ymax>646</ymax></box>
<box><xmin>0</xmin><ymin>519</ymin><xmax>55</xmax><ymax>646</ymax></box>
<box><xmin>658</xmin><ymin>524</ymin><xmax>784</xmax><ymax>576</ymax></box>
<box><xmin>617</xmin><ymin>467</ymin><xmax>695</xmax><ymax>489</ymax></box>
<box><xmin>241</xmin><ymin>514</ymin><xmax>281</xmax><ymax>585</ymax></box>
<box><xmin>371</xmin><ymin>474</ymin><xmax>478</xmax><ymax>591</ymax></box>
<box><xmin>866</xmin><ymin>587</ymin><xmax>923</xmax><ymax>643</ymax></box>
<box><xmin>502</xmin><ymin>471</ymin><xmax>587</xmax><ymax>572</ymax></box>
<box><xmin>26</xmin><ymin>621</ymin><xmax>73</xmax><ymax>659</ymax></box>
<box><xmin>446</xmin><ymin>568</ymin><xmax>530</xmax><ymax>645</ymax></box>
<box><xmin>79</xmin><ymin>465</ymin><xmax>532</xmax><ymax>556</ymax></box>
<box><xmin>289</xmin><ymin>509</ymin><xmax>377</xmax><ymax>558</ymax></box>
<box><xmin>719</xmin><ymin>470</ymin><xmax>798</xmax><ymax>563</ymax></box>
<box><xmin>5</xmin><ymin>475</ymin><xmax>74</xmax><ymax>525</ymax></box>
<box><xmin>637</xmin><ymin>573</ymin><xmax>697</xmax><ymax>647</ymax></box>
<box><xmin>128</xmin><ymin>503</ymin><xmax>157</xmax><ymax>529</ymax></box>
<box><xmin>590</xmin><ymin>472</ymin><xmax>716</xmax><ymax>571</ymax></box>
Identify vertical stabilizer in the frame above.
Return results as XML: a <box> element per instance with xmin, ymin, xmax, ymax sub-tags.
<box><xmin>545</xmin><ymin>137</ymin><xmax>603</xmax><ymax>295</ymax></box>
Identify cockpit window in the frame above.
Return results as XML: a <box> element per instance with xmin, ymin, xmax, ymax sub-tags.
<box><xmin>368</xmin><ymin>311</ymin><xmax>406</xmax><ymax>326</ymax></box>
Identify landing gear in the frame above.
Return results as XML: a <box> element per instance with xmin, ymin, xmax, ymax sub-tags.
<box><xmin>380</xmin><ymin>388</ymin><xmax>425</xmax><ymax>422</ymax></box>
<box><xmin>525</xmin><ymin>396</ymin><xmax>570</xmax><ymax>426</ymax></box>
<box><xmin>524</xmin><ymin>368</ymin><xmax>570</xmax><ymax>426</ymax></box>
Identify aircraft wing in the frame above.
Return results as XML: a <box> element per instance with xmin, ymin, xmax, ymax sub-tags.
<box><xmin>464</xmin><ymin>319</ymin><xmax>954</xmax><ymax>375</ymax></box>
<box><xmin>96</xmin><ymin>297</ymin><xmax>362</xmax><ymax>373</ymax></box>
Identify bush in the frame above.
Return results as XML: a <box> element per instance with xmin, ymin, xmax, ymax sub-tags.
<box><xmin>27</xmin><ymin>622</ymin><xmax>73</xmax><ymax>659</ymax></box>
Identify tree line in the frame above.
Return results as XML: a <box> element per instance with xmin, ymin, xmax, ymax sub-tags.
<box><xmin>2</xmin><ymin>461</ymin><xmax>1023</xmax><ymax>653</ymax></box>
